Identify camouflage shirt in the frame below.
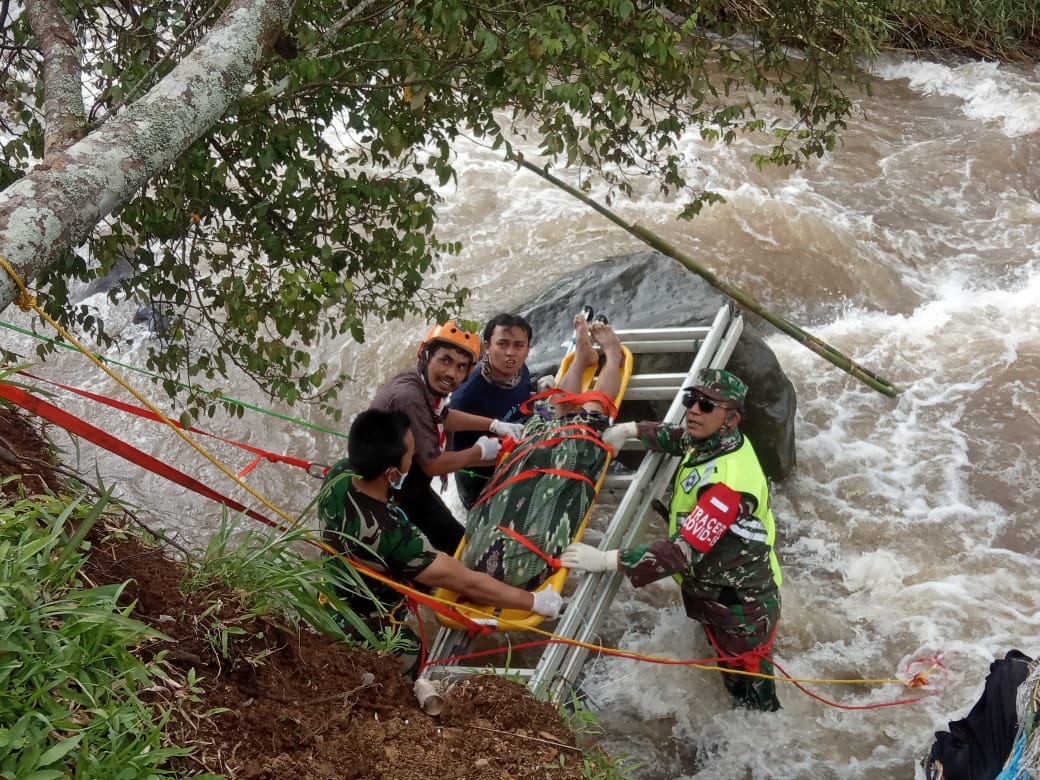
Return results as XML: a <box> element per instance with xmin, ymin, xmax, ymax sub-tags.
<box><xmin>317</xmin><ymin>459</ymin><xmax>439</xmax><ymax>614</ymax></box>
<box><xmin>619</xmin><ymin>422</ymin><xmax>780</xmax><ymax>601</ymax></box>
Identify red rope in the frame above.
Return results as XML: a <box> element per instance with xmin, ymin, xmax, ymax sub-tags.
<box><xmin>496</xmin><ymin>526</ymin><xmax>562</xmax><ymax>569</ymax></box>
<box><xmin>702</xmin><ymin>622</ymin><xmax>779</xmax><ymax>674</ymax></box>
<box><xmin>472</xmin><ymin>424</ymin><xmax>608</xmax><ymax>509</ymax></box>
<box><xmin>0</xmin><ymin>381</ymin><xmax>491</xmax><ymax>633</ymax></box>
<box><xmin>15</xmin><ymin>369</ymin><xmax>326</xmax><ymax>477</ymax></box>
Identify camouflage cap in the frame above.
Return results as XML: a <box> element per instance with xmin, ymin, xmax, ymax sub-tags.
<box><xmin>688</xmin><ymin>368</ymin><xmax>747</xmax><ymax>403</ymax></box>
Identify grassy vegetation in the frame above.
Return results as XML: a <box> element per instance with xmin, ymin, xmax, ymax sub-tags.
<box><xmin>880</xmin><ymin>0</ymin><xmax>1039</xmax><ymax>60</ymax></box>
<box><xmin>0</xmin><ymin>485</ymin><xmax>205</xmax><ymax>780</ymax></box>
<box><xmin>0</xmin><ymin>480</ymin><xmax>637</xmax><ymax>779</ymax></box>
<box><xmin>719</xmin><ymin>0</ymin><xmax>1038</xmax><ymax>61</ymax></box>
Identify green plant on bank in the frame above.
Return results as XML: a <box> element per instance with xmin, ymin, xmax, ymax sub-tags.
<box><xmin>0</xmin><ymin>485</ymin><xmax>217</xmax><ymax>779</ymax></box>
<box><xmin>552</xmin><ymin>691</ymin><xmax>645</xmax><ymax>780</ymax></box>
<box><xmin>880</xmin><ymin>0</ymin><xmax>1038</xmax><ymax>59</ymax></box>
<box><xmin>182</xmin><ymin>509</ymin><xmax>387</xmax><ymax>650</ymax></box>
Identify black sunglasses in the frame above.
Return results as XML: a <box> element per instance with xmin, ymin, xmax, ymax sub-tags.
<box><xmin>681</xmin><ymin>390</ymin><xmax>729</xmax><ymax>414</ymax></box>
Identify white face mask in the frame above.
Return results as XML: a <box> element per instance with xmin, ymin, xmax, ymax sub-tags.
<box><xmin>387</xmin><ymin>468</ymin><xmax>407</xmax><ymax>491</ymax></box>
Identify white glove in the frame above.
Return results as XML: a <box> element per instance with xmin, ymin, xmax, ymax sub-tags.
<box><xmin>560</xmin><ymin>543</ymin><xmax>620</xmax><ymax>572</ymax></box>
<box><xmin>536</xmin><ymin>375</ymin><xmax>556</xmax><ymax>392</ymax></box>
<box><xmin>474</xmin><ymin>435</ymin><xmax>502</xmax><ymax>461</ymax></box>
<box><xmin>531</xmin><ymin>589</ymin><xmax>563</xmax><ymax>618</ymax></box>
<box><xmin>601</xmin><ymin>421</ymin><xmax>637</xmax><ymax>454</ymax></box>
<box><xmin>489</xmin><ymin>419</ymin><xmax>524</xmax><ymax>439</ymax></box>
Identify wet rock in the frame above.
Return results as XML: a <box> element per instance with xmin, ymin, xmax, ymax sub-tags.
<box><xmin>69</xmin><ymin>256</ymin><xmax>134</xmax><ymax>303</ymax></box>
<box><xmin>133</xmin><ymin>302</ymin><xmax>178</xmax><ymax>338</ymax></box>
<box><xmin>516</xmin><ymin>251</ymin><xmax>796</xmax><ymax>481</ymax></box>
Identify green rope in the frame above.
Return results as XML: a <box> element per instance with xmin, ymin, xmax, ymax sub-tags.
<box><xmin>1</xmin><ymin>319</ymin><xmax>348</xmax><ymax>439</ymax></box>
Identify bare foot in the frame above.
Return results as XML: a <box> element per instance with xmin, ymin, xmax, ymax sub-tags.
<box><xmin>590</xmin><ymin>321</ymin><xmax>623</xmax><ymax>368</ymax></box>
<box><xmin>573</xmin><ymin>313</ymin><xmax>598</xmax><ymax>371</ymax></box>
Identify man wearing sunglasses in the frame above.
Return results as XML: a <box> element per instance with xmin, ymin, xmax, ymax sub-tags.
<box><xmin>561</xmin><ymin>368</ymin><xmax>783</xmax><ymax>712</ymax></box>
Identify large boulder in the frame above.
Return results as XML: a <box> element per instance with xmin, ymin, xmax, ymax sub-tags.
<box><xmin>515</xmin><ymin>251</ymin><xmax>797</xmax><ymax>481</ymax></box>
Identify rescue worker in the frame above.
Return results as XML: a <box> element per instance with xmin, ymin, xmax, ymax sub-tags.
<box><xmin>450</xmin><ymin>313</ymin><xmax>535</xmax><ymax>509</ymax></box>
<box><xmin>369</xmin><ymin>321</ymin><xmax>524</xmax><ymax>554</ymax></box>
<box><xmin>561</xmin><ymin>369</ymin><xmax>783</xmax><ymax>711</ymax></box>
<box><xmin>319</xmin><ymin>408</ymin><xmax>562</xmax><ymax>675</ymax></box>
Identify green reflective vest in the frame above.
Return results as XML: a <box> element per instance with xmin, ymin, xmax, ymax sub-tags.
<box><xmin>667</xmin><ymin>437</ymin><xmax>782</xmax><ymax>589</ymax></box>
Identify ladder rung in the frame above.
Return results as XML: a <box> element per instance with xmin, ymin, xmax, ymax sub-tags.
<box><xmin>427</xmin><ymin>666</ymin><xmax>535</xmax><ymax>679</ymax></box>
<box><xmin>602</xmin><ymin>473</ymin><xmax>636</xmax><ymax>490</ymax></box>
<box><xmin>613</xmin><ymin>327</ymin><xmax>711</xmax><ymax>341</ymax></box>
<box><xmin>625</xmin><ymin>373</ymin><xmax>690</xmax><ymax>387</ymax></box>
<box><xmin>621</xmin><ymin>388</ymin><xmax>684</xmax><ymax>401</ymax></box>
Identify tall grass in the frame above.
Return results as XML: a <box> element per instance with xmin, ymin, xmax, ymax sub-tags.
<box><xmin>182</xmin><ymin>510</ymin><xmax>384</xmax><ymax>648</ymax></box>
<box><xmin>0</xmin><ymin>485</ymin><xmax>210</xmax><ymax>779</ymax></box>
<box><xmin>719</xmin><ymin>0</ymin><xmax>1038</xmax><ymax>59</ymax></box>
<box><xmin>879</xmin><ymin>0</ymin><xmax>1039</xmax><ymax>59</ymax></box>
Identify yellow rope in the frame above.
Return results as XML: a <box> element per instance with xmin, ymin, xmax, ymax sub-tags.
<box><xmin>0</xmin><ymin>256</ymin><xmax>450</xmax><ymax>623</ymax></box>
<box><xmin>0</xmin><ymin>254</ymin><xmax>299</xmax><ymax>527</ymax></box>
<box><xmin>0</xmin><ymin>255</ymin><xmax>916</xmax><ymax>690</ymax></box>
<box><xmin>413</xmin><ymin>585</ymin><xmax>911</xmax><ymax>686</ymax></box>
<box><xmin>0</xmin><ymin>255</ymin><xmax>38</xmax><ymax>311</ymax></box>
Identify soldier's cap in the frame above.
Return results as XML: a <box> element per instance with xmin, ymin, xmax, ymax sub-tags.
<box><xmin>686</xmin><ymin>368</ymin><xmax>747</xmax><ymax>404</ymax></box>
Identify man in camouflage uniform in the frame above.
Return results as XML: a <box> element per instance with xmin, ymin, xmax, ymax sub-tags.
<box><xmin>318</xmin><ymin>408</ymin><xmax>561</xmax><ymax>675</ymax></box>
<box><xmin>562</xmin><ymin>369</ymin><xmax>782</xmax><ymax>711</ymax></box>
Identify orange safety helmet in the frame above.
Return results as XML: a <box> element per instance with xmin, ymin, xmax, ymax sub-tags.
<box><xmin>418</xmin><ymin>320</ymin><xmax>481</xmax><ymax>364</ymax></box>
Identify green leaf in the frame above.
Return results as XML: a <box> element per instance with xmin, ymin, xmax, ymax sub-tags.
<box><xmin>37</xmin><ymin>734</ymin><xmax>83</xmax><ymax>767</ymax></box>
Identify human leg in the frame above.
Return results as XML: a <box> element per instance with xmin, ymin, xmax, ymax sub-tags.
<box><xmin>396</xmin><ymin>487</ymin><xmax>465</xmax><ymax>554</ymax></box>
<box><xmin>554</xmin><ymin>315</ymin><xmax>626</xmax><ymax>417</ymax></box>
<box><xmin>554</xmin><ymin>312</ymin><xmax>599</xmax><ymax>398</ymax></box>
<box><xmin>586</xmin><ymin>320</ymin><xmax>624</xmax><ymax>410</ymax></box>
<box><xmin>683</xmin><ymin>589</ymin><xmax>782</xmax><ymax>711</ymax></box>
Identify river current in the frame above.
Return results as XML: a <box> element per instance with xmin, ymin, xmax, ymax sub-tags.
<box><xmin>3</xmin><ymin>53</ymin><xmax>1039</xmax><ymax>779</ymax></box>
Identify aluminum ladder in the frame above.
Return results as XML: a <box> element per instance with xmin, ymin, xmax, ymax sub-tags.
<box><xmin>421</xmin><ymin>304</ymin><xmax>744</xmax><ymax>699</ymax></box>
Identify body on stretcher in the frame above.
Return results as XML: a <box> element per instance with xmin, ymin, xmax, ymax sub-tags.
<box><xmin>432</xmin><ymin>342</ymin><xmax>633</xmax><ymax>631</ymax></box>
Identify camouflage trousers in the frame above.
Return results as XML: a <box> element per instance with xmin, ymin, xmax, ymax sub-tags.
<box><xmin>681</xmin><ymin>587</ymin><xmax>782</xmax><ymax>712</ymax></box>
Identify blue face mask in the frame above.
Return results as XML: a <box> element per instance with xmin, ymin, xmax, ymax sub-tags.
<box><xmin>387</xmin><ymin>468</ymin><xmax>407</xmax><ymax>491</ymax></box>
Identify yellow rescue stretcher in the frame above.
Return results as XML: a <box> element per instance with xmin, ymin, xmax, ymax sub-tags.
<box><xmin>433</xmin><ymin>339</ymin><xmax>633</xmax><ymax>631</ymax></box>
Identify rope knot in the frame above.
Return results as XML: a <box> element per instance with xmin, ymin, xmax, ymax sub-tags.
<box><xmin>15</xmin><ymin>290</ymin><xmax>37</xmax><ymax>312</ymax></box>
<box><xmin>0</xmin><ymin>255</ymin><xmax>37</xmax><ymax>312</ymax></box>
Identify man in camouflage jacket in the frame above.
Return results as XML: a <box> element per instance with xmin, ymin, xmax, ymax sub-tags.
<box><xmin>562</xmin><ymin>368</ymin><xmax>782</xmax><ymax>711</ymax></box>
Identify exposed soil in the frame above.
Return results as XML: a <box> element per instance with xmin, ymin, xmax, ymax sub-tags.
<box><xmin>0</xmin><ymin>408</ymin><xmax>592</xmax><ymax>779</ymax></box>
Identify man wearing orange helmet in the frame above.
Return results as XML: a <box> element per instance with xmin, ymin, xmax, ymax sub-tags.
<box><xmin>369</xmin><ymin>321</ymin><xmax>525</xmax><ymax>553</ymax></box>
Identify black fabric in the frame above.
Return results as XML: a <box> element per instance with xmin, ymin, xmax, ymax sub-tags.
<box><xmin>396</xmin><ymin>487</ymin><xmax>465</xmax><ymax>554</ymax></box>
<box><xmin>454</xmin><ymin>469</ymin><xmax>487</xmax><ymax>510</ymax></box>
<box><xmin>925</xmin><ymin>649</ymin><xmax>1033</xmax><ymax>780</ymax></box>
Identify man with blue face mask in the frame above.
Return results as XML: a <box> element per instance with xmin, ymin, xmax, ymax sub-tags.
<box><xmin>319</xmin><ymin>408</ymin><xmax>561</xmax><ymax>676</ymax></box>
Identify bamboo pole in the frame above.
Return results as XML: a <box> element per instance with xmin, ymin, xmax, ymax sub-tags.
<box><xmin>516</xmin><ymin>157</ymin><xmax>901</xmax><ymax>398</ymax></box>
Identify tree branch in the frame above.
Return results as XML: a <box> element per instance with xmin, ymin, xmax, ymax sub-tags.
<box><xmin>0</xmin><ymin>0</ymin><xmax>296</xmax><ymax>315</ymax></box>
<box><xmin>24</xmin><ymin>0</ymin><xmax>86</xmax><ymax>161</ymax></box>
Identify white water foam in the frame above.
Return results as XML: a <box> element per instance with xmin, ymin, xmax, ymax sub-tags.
<box><xmin>872</xmin><ymin>56</ymin><xmax>1040</xmax><ymax>138</ymax></box>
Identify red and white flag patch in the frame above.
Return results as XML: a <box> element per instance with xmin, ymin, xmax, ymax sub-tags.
<box><xmin>678</xmin><ymin>482</ymin><xmax>741</xmax><ymax>553</ymax></box>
